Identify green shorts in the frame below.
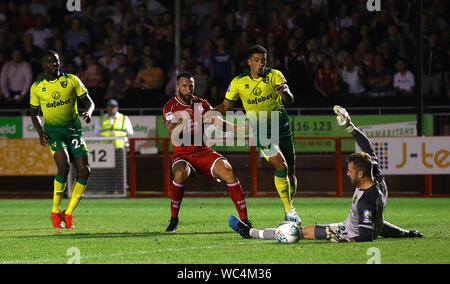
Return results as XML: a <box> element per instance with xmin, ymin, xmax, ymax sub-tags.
<box><xmin>252</xmin><ymin>108</ymin><xmax>296</xmax><ymax>166</ymax></box>
<box><xmin>44</xmin><ymin>121</ymin><xmax>89</xmax><ymax>160</ymax></box>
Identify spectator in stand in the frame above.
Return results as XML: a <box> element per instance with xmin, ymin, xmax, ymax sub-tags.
<box><xmin>340</xmin><ymin>54</ymin><xmax>366</xmax><ymax>98</ymax></box>
<box><xmin>0</xmin><ymin>49</ymin><xmax>33</xmax><ymax>108</ymax></box>
<box><xmin>305</xmin><ymin>38</ymin><xmax>324</xmax><ymax>73</ymax></box>
<box><xmin>348</xmin><ymin>11</ymin><xmax>362</xmax><ymax>44</ymax></box>
<box><xmin>196</xmin><ymin>14</ymin><xmax>216</xmax><ymax>46</ymax></box>
<box><xmin>165</xmin><ymin>58</ymin><xmax>188</xmax><ymax>99</ymax></box>
<box><xmin>125</xmin><ymin>44</ymin><xmax>140</xmax><ymax>72</ymax></box>
<box><xmin>79</xmin><ymin>53</ymin><xmax>105</xmax><ymax>103</ymax></box>
<box><xmin>197</xmin><ymin>39</ymin><xmax>213</xmax><ymax>70</ymax></box>
<box><xmin>422</xmin><ymin>33</ymin><xmax>444</xmax><ymax>97</ymax></box>
<box><xmin>0</xmin><ymin>31</ymin><xmax>14</xmax><ymax>56</ymax></box>
<box><xmin>266</xmin><ymin>31</ymin><xmax>282</xmax><ymax>70</ymax></box>
<box><xmin>223</xmin><ymin>12</ymin><xmax>242</xmax><ymax>44</ymax></box>
<box><xmin>106</xmin><ymin>53</ymin><xmax>135</xmax><ymax>103</ymax></box>
<box><xmin>65</xmin><ymin>18</ymin><xmax>90</xmax><ymax>53</ymax></box>
<box><xmin>320</xmin><ymin>34</ymin><xmax>333</xmax><ymax>58</ymax></box>
<box><xmin>393</xmin><ymin>58</ymin><xmax>415</xmax><ymax>97</ymax></box>
<box><xmin>209</xmin><ymin>37</ymin><xmax>235</xmax><ymax>105</ymax></box>
<box><xmin>314</xmin><ymin>56</ymin><xmax>340</xmax><ymax>100</ymax></box>
<box><xmin>354</xmin><ymin>41</ymin><xmax>375</xmax><ymax>73</ymax></box>
<box><xmin>133</xmin><ymin>56</ymin><xmax>165</xmax><ymax>107</ymax></box>
<box><xmin>377</xmin><ymin>40</ymin><xmax>398</xmax><ymax>72</ymax></box>
<box><xmin>330</xmin><ymin>39</ymin><xmax>349</xmax><ymax>69</ymax></box>
<box><xmin>193</xmin><ymin>62</ymin><xmax>209</xmax><ymax>99</ymax></box>
<box><xmin>327</xmin><ymin>20</ymin><xmax>342</xmax><ymax>40</ymax></box>
<box><xmin>282</xmin><ymin>3</ymin><xmax>296</xmax><ymax>31</ymax></box>
<box><xmin>181</xmin><ymin>46</ymin><xmax>197</xmax><ymax>72</ymax></box>
<box><xmin>266</xmin><ymin>9</ymin><xmax>287</xmax><ymax>40</ymax></box>
<box><xmin>16</xmin><ymin>3</ymin><xmax>36</xmax><ymax>33</ymax></box>
<box><xmin>25</xmin><ymin>15</ymin><xmax>52</xmax><ymax>50</ymax></box>
<box><xmin>366</xmin><ymin>55</ymin><xmax>394</xmax><ymax>98</ymax></box>
<box><xmin>245</xmin><ymin>13</ymin><xmax>266</xmax><ymax>39</ymax></box>
<box><xmin>21</xmin><ymin>32</ymin><xmax>43</xmax><ymax>78</ymax></box>
<box><xmin>109</xmin><ymin>1</ymin><xmax>125</xmax><ymax>31</ymax></box>
<box><xmin>72</xmin><ymin>42</ymin><xmax>88</xmax><ymax>70</ymax></box>
<box><xmin>233</xmin><ymin>30</ymin><xmax>252</xmax><ymax>73</ymax></box>
<box><xmin>336</xmin><ymin>5</ymin><xmax>352</xmax><ymax>31</ymax></box>
<box><xmin>294</xmin><ymin>0</ymin><xmax>319</xmax><ymax>40</ymax></box>
<box><xmin>99</xmin><ymin>44</ymin><xmax>118</xmax><ymax>74</ymax></box>
<box><xmin>110</xmin><ymin>32</ymin><xmax>127</xmax><ymax>56</ymax></box>
<box><xmin>357</xmin><ymin>24</ymin><xmax>372</xmax><ymax>47</ymax></box>
<box><xmin>340</xmin><ymin>28</ymin><xmax>356</xmax><ymax>54</ymax></box>
<box><xmin>284</xmin><ymin>37</ymin><xmax>311</xmax><ymax>103</ymax></box>
<box><xmin>29</xmin><ymin>0</ymin><xmax>47</xmax><ymax>17</ymax></box>
<box><xmin>136</xmin><ymin>4</ymin><xmax>155</xmax><ymax>33</ymax></box>
<box><xmin>235</xmin><ymin>0</ymin><xmax>250</xmax><ymax>30</ymax></box>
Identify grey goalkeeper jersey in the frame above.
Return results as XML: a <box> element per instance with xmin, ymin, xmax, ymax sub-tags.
<box><xmin>340</xmin><ymin>129</ymin><xmax>388</xmax><ymax>240</ymax></box>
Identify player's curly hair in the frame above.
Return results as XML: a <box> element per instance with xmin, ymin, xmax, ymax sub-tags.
<box><xmin>347</xmin><ymin>152</ymin><xmax>372</xmax><ymax>177</ymax></box>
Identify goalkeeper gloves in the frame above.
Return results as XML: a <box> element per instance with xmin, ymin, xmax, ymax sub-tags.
<box><xmin>326</xmin><ymin>225</ymin><xmax>350</xmax><ymax>243</ymax></box>
<box><xmin>333</xmin><ymin>105</ymin><xmax>355</xmax><ymax>133</ymax></box>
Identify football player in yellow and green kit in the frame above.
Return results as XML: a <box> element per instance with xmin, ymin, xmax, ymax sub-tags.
<box><xmin>30</xmin><ymin>50</ymin><xmax>95</xmax><ymax>229</ymax></box>
<box><xmin>214</xmin><ymin>45</ymin><xmax>301</xmax><ymax>224</ymax></box>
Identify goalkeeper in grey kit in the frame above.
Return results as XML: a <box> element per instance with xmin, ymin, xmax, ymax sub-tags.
<box><xmin>229</xmin><ymin>106</ymin><xmax>423</xmax><ymax>243</ymax></box>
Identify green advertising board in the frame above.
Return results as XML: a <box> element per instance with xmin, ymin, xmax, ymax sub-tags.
<box><xmin>151</xmin><ymin>114</ymin><xmax>434</xmax><ymax>153</ymax></box>
<box><xmin>0</xmin><ymin>117</ymin><xmax>22</xmax><ymax>138</ymax></box>
<box><xmin>291</xmin><ymin>114</ymin><xmax>429</xmax><ymax>152</ymax></box>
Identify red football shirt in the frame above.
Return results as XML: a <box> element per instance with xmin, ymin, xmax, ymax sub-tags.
<box><xmin>162</xmin><ymin>96</ymin><xmax>213</xmax><ymax>155</ymax></box>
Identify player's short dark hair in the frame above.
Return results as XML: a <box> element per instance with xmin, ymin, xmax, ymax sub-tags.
<box><xmin>42</xmin><ymin>50</ymin><xmax>58</xmax><ymax>61</ymax></box>
<box><xmin>177</xmin><ymin>71</ymin><xmax>193</xmax><ymax>82</ymax></box>
<box><xmin>247</xmin><ymin>45</ymin><xmax>267</xmax><ymax>59</ymax></box>
<box><xmin>347</xmin><ymin>152</ymin><xmax>372</xmax><ymax>177</ymax></box>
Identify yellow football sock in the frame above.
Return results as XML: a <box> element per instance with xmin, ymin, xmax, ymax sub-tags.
<box><xmin>65</xmin><ymin>177</ymin><xmax>88</xmax><ymax>216</ymax></box>
<box><xmin>274</xmin><ymin>169</ymin><xmax>293</xmax><ymax>214</ymax></box>
<box><xmin>289</xmin><ymin>176</ymin><xmax>297</xmax><ymax>203</ymax></box>
<box><xmin>52</xmin><ymin>175</ymin><xmax>67</xmax><ymax>213</ymax></box>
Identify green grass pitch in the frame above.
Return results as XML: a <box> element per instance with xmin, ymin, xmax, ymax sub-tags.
<box><xmin>0</xmin><ymin>197</ymin><xmax>449</xmax><ymax>264</ymax></box>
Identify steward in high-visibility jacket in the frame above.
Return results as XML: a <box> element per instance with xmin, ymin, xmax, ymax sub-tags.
<box><xmin>94</xmin><ymin>99</ymin><xmax>134</xmax><ymax>148</ymax></box>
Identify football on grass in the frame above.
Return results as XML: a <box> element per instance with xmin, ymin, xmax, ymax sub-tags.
<box><xmin>275</xmin><ymin>221</ymin><xmax>300</xmax><ymax>244</ymax></box>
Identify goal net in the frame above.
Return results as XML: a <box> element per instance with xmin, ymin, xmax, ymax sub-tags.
<box><xmin>68</xmin><ymin>137</ymin><xmax>127</xmax><ymax>198</ymax></box>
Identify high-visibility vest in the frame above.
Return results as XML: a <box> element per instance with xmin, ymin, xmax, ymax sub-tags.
<box><xmin>99</xmin><ymin>113</ymin><xmax>129</xmax><ymax>148</ymax></box>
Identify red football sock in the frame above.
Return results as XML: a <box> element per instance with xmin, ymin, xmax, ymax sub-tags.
<box><xmin>227</xmin><ymin>180</ymin><xmax>248</xmax><ymax>220</ymax></box>
<box><xmin>170</xmin><ymin>181</ymin><xmax>184</xmax><ymax>218</ymax></box>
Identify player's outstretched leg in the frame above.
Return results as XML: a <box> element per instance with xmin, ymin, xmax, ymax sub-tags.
<box><xmin>166</xmin><ymin>161</ymin><xmax>191</xmax><ymax>233</ymax></box>
<box><xmin>380</xmin><ymin>221</ymin><xmax>424</xmax><ymax>239</ymax></box>
<box><xmin>228</xmin><ymin>215</ymin><xmax>251</xmax><ymax>238</ymax></box>
<box><xmin>213</xmin><ymin>159</ymin><xmax>251</xmax><ymax>225</ymax></box>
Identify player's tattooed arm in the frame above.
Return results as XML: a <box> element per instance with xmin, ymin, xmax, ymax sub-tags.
<box><xmin>30</xmin><ymin>107</ymin><xmax>48</xmax><ymax>146</ymax></box>
<box><xmin>79</xmin><ymin>94</ymin><xmax>95</xmax><ymax>124</ymax></box>
<box><xmin>275</xmin><ymin>84</ymin><xmax>294</xmax><ymax>105</ymax></box>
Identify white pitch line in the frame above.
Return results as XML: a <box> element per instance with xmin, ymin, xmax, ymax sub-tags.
<box><xmin>1</xmin><ymin>240</ymin><xmax>268</xmax><ymax>264</ymax></box>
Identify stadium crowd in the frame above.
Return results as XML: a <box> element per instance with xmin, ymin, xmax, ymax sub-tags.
<box><xmin>0</xmin><ymin>0</ymin><xmax>448</xmax><ymax>109</ymax></box>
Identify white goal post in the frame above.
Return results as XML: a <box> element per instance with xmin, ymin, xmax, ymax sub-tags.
<box><xmin>68</xmin><ymin>137</ymin><xmax>127</xmax><ymax>198</ymax></box>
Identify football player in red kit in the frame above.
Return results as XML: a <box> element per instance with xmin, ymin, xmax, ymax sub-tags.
<box><xmin>162</xmin><ymin>72</ymin><xmax>251</xmax><ymax>232</ymax></box>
